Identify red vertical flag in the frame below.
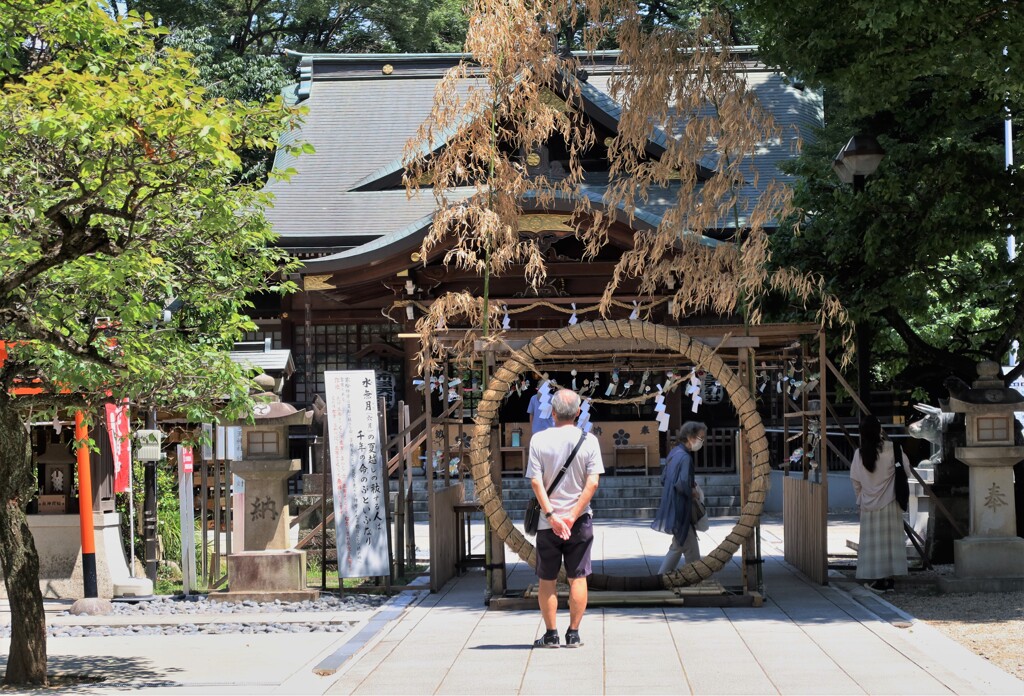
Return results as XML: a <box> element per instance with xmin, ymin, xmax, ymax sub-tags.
<box><xmin>105</xmin><ymin>401</ymin><xmax>132</xmax><ymax>493</ymax></box>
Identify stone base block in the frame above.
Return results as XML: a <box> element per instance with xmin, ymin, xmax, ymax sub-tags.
<box><xmin>210</xmin><ymin>589</ymin><xmax>320</xmax><ymax>603</ymax></box>
<box><xmin>937</xmin><ymin>575</ymin><xmax>1024</xmax><ymax>594</ymax></box>
<box><xmin>954</xmin><ymin>536</ymin><xmax>1024</xmax><ymax>578</ymax></box>
<box><xmin>222</xmin><ymin>549</ymin><xmax>311</xmax><ymax>597</ymax></box>
<box><xmin>113</xmin><ymin>577</ymin><xmax>154</xmax><ymax>598</ymax></box>
<box><xmin>0</xmin><ymin>513</ymin><xmax>134</xmax><ymax>600</ymax></box>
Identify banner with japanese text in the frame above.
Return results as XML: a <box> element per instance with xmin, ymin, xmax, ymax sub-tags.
<box><xmin>324</xmin><ymin>370</ymin><xmax>389</xmax><ymax>578</ymax></box>
<box><xmin>104</xmin><ymin>401</ymin><xmax>132</xmax><ymax>493</ymax></box>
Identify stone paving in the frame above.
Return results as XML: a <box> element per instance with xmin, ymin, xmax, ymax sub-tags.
<box><xmin>0</xmin><ymin>516</ymin><xmax>1021</xmax><ymax>694</ymax></box>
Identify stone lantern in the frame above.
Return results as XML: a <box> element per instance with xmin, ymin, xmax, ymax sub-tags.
<box><xmin>943</xmin><ymin>361</ymin><xmax>1024</xmax><ymax>591</ymax></box>
<box><xmin>212</xmin><ymin>373</ymin><xmax>317</xmax><ymax>602</ymax></box>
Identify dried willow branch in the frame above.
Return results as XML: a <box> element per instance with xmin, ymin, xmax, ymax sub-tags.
<box><xmin>403</xmin><ymin>2</ymin><xmax>853</xmax><ymax>376</ymax></box>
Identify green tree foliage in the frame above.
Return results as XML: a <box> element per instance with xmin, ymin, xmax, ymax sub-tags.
<box><xmin>125</xmin><ymin>0</ymin><xmax>470</xmax><ymax>56</ymax></box>
<box><xmin>0</xmin><ymin>0</ymin><xmax>298</xmax><ymax>684</ymax></box>
<box><xmin>743</xmin><ymin>0</ymin><xmax>1024</xmax><ymax>395</ymax></box>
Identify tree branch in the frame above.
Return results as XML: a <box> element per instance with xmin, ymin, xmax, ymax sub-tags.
<box><xmin>0</xmin><ymin>212</ymin><xmax>112</xmax><ymax>299</ymax></box>
<box><xmin>8</xmin><ymin>313</ymin><xmax>119</xmax><ymax>369</ymax></box>
<box><xmin>879</xmin><ymin>306</ymin><xmax>977</xmax><ymax>376</ymax></box>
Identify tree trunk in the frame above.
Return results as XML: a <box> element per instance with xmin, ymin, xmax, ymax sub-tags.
<box><xmin>0</xmin><ymin>397</ymin><xmax>47</xmax><ymax>686</ymax></box>
<box><xmin>856</xmin><ymin>322</ymin><xmax>874</xmax><ymax>414</ymax></box>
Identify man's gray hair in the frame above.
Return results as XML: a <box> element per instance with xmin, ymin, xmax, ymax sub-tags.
<box><xmin>679</xmin><ymin>421</ymin><xmax>706</xmax><ymax>440</ymax></box>
<box><xmin>550</xmin><ymin>388</ymin><xmax>581</xmax><ymax>421</ymax></box>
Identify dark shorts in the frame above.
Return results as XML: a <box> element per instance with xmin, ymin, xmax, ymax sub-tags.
<box><xmin>536</xmin><ymin>514</ymin><xmax>594</xmax><ymax>581</ymax></box>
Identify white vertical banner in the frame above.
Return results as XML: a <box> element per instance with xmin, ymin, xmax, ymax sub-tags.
<box><xmin>325</xmin><ymin>370</ymin><xmax>389</xmax><ymax>578</ymax></box>
<box><xmin>177</xmin><ymin>446</ymin><xmax>197</xmax><ymax>596</ymax></box>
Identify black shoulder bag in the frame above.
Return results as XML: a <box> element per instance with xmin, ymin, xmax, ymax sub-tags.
<box><xmin>892</xmin><ymin>440</ymin><xmax>910</xmax><ymax>512</ymax></box>
<box><xmin>524</xmin><ymin>431</ymin><xmax>588</xmax><ymax>536</ymax></box>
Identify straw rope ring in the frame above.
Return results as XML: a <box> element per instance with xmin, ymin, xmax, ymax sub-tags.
<box><xmin>469</xmin><ymin>319</ymin><xmax>770</xmax><ymax>591</ymax></box>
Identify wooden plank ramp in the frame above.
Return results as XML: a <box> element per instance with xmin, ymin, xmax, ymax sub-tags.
<box><xmin>489</xmin><ymin>580</ymin><xmax>762</xmax><ymax>609</ymax></box>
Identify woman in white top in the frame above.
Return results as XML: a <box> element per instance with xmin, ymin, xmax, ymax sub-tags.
<box><xmin>850</xmin><ymin>416</ymin><xmax>909</xmax><ymax>592</ymax></box>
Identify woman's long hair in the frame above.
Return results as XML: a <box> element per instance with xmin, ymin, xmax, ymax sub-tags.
<box><xmin>859</xmin><ymin>416</ymin><xmax>883</xmax><ymax>472</ymax></box>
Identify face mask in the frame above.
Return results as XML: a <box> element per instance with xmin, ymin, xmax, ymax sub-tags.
<box><xmin>689</xmin><ymin>437</ymin><xmax>704</xmax><ymax>452</ymax></box>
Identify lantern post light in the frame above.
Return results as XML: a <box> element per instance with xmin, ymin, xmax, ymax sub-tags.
<box><xmin>833</xmin><ymin>134</ymin><xmax>885</xmax><ymax>408</ymax></box>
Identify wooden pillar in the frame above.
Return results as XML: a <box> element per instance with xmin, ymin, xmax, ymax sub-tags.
<box><xmin>74</xmin><ymin>411</ymin><xmax>98</xmax><ymax>598</ymax></box>
<box><xmin>486</xmin><ymin>350</ymin><xmax>507</xmax><ymax>599</ymax></box>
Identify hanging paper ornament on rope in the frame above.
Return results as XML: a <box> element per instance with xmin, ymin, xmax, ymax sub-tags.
<box><xmin>571</xmin><ymin>368</ymin><xmax>578</xmax><ymax>391</ymax></box>
<box><xmin>629</xmin><ymin>301</ymin><xmax>640</xmax><ymax>320</ymax></box>
<box><xmin>577</xmin><ymin>398</ymin><xmax>593</xmax><ymax>432</ymax></box>
<box><xmin>501</xmin><ymin>305</ymin><xmax>511</xmax><ymax>330</ymax></box>
<box><xmin>654</xmin><ymin>383</ymin><xmax>671</xmax><ymax>432</ymax></box>
<box><xmin>568</xmin><ymin>303</ymin><xmax>578</xmax><ymax>326</ymax></box>
<box><xmin>605</xmin><ymin>369</ymin><xmax>619</xmax><ymax>397</ymax></box>
<box><xmin>686</xmin><ymin>372</ymin><xmax>703</xmax><ymax>413</ymax></box>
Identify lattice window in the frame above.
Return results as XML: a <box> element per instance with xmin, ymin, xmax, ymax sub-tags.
<box><xmin>976</xmin><ymin>415</ymin><xmax>1010</xmax><ymax>443</ymax></box>
<box><xmin>292</xmin><ymin>323</ymin><xmax>402</xmax><ymax>405</ymax></box>
<box><xmin>247</xmin><ymin>430</ymin><xmax>280</xmax><ymax>456</ymax></box>
<box><xmin>242</xmin><ymin>328</ymin><xmax>283</xmax><ymax>348</ymax></box>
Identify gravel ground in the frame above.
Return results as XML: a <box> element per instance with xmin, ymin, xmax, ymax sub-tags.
<box><xmin>0</xmin><ymin>593</ymin><xmax>389</xmax><ymax>639</ymax></box>
<box><xmin>0</xmin><ymin>621</ymin><xmax>354</xmax><ymax>638</ymax></box>
<box><xmin>94</xmin><ymin>593</ymin><xmax>389</xmax><ymax>616</ymax></box>
<box><xmin>842</xmin><ymin>565</ymin><xmax>1024</xmax><ymax>681</ymax></box>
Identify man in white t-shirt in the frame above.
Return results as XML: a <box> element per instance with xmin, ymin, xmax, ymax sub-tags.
<box><xmin>525</xmin><ymin>388</ymin><xmax>604</xmax><ymax>648</ymax></box>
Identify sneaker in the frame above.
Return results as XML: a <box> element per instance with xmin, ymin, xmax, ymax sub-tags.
<box><xmin>865</xmin><ymin>580</ymin><xmax>892</xmax><ymax>594</ymax></box>
<box><xmin>564</xmin><ymin>630</ymin><xmax>582</xmax><ymax>648</ymax></box>
<box><xmin>533</xmin><ymin>630</ymin><xmax>559</xmax><ymax>648</ymax></box>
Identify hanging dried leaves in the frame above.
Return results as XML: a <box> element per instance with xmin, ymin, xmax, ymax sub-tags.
<box><xmin>403</xmin><ymin>2</ymin><xmax>853</xmax><ymax>375</ymax></box>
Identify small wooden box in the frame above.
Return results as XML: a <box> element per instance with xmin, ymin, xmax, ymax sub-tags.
<box><xmin>37</xmin><ymin>494</ymin><xmax>67</xmax><ymax>515</ymax></box>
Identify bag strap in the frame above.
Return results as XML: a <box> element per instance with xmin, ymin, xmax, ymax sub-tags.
<box><xmin>892</xmin><ymin>440</ymin><xmax>905</xmax><ymax>470</ymax></box>
<box><xmin>545</xmin><ymin>431</ymin><xmax>588</xmax><ymax>497</ymax></box>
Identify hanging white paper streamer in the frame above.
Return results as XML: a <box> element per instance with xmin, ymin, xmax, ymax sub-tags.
<box><xmin>501</xmin><ymin>305</ymin><xmax>511</xmax><ymax>330</ymax></box>
<box><xmin>538</xmin><ymin>380</ymin><xmax>553</xmax><ymax>419</ymax></box>
<box><xmin>691</xmin><ymin>391</ymin><xmax>702</xmax><ymax>413</ymax></box>
<box><xmin>629</xmin><ymin>301</ymin><xmax>640</xmax><ymax>320</ymax></box>
<box><xmin>568</xmin><ymin>302</ymin><xmax>578</xmax><ymax>326</ymax></box>
<box><xmin>577</xmin><ymin>399</ymin><xmax>592</xmax><ymax>431</ymax></box>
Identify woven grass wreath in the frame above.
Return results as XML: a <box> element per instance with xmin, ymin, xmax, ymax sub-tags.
<box><xmin>468</xmin><ymin>319</ymin><xmax>770</xmax><ymax>591</ymax></box>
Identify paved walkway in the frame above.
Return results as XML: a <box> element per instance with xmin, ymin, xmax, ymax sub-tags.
<box><xmin>2</xmin><ymin>516</ymin><xmax>1022</xmax><ymax>694</ymax></box>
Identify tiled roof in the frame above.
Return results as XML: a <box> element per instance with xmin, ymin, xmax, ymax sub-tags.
<box><xmin>264</xmin><ymin>52</ymin><xmax>822</xmax><ymax>254</ymax></box>
<box><xmin>228</xmin><ymin>348</ymin><xmax>295</xmax><ymax>375</ymax></box>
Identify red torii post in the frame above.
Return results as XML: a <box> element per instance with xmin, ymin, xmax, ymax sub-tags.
<box><xmin>1</xmin><ymin>341</ymin><xmax>98</xmax><ymax>598</ymax></box>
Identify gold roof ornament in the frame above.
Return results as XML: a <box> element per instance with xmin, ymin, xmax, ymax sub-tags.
<box><xmin>303</xmin><ymin>274</ymin><xmax>336</xmax><ymax>291</ymax></box>
<box><xmin>382</xmin><ymin>64</ymin><xmax>393</xmax><ymax>75</ymax></box>
<box><xmin>518</xmin><ymin>213</ymin><xmax>573</xmax><ymax>234</ymax></box>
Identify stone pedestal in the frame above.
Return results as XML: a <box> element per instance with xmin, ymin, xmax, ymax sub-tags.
<box><xmin>0</xmin><ymin>512</ymin><xmax>152</xmax><ymax>599</ymax></box>
<box><xmin>211</xmin><ymin>550</ymin><xmax>318</xmax><ymax>603</ymax></box>
<box><xmin>952</xmin><ymin>536</ymin><xmax>1024</xmax><ymax>578</ymax></box>
<box><xmin>231</xmin><ymin>459</ymin><xmax>300</xmax><ymax>551</ymax></box>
